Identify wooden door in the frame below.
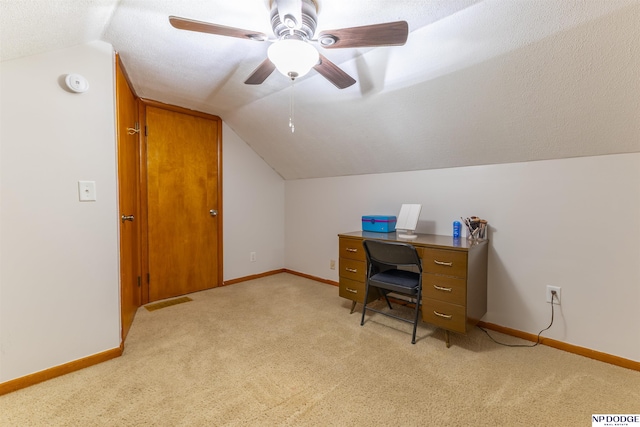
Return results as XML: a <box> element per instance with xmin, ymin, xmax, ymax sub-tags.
<box><xmin>145</xmin><ymin>105</ymin><xmax>222</xmax><ymax>301</ymax></box>
<box><xmin>116</xmin><ymin>56</ymin><xmax>141</xmax><ymax>340</ymax></box>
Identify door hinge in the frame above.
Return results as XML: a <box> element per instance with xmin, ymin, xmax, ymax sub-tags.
<box><xmin>137</xmin><ymin>276</ymin><xmax>141</xmax><ymax>288</ymax></box>
<box><xmin>144</xmin><ymin>125</ymin><xmax>148</xmax><ymax>136</ymax></box>
<box><xmin>147</xmin><ymin>273</ymin><xmax>150</xmax><ymax>284</ymax></box>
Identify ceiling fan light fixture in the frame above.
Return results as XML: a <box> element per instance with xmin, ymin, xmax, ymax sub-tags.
<box><xmin>268</xmin><ymin>39</ymin><xmax>319</xmax><ymax>79</ymax></box>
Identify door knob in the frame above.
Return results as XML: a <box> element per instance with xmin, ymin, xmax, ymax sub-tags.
<box><xmin>209</xmin><ymin>210</ymin><xmax>218</xmax><ymax>217</ymax></box>
<box><xmin>121</xmin><ymin>215</ymin><xmax>135</xmax><ymax>223</ymax></box>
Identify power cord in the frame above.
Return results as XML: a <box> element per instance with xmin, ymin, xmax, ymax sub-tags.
<box><xmin>477</xmin><ymin>290</ymin><xmax>556</xmax><ymax>348</ymax></box>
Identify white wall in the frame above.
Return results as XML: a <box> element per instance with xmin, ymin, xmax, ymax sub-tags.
<box><xmin>284</xmin><ymin>153</ymin><xmax>640</xmax><ymax>362</ymax></box>
<box><xmin>222</xmin><ymin>123</ymin><xmax>285</xmax><ymax>281</ymax></box>
<box><xmin>0</xmin><ymin>42</ymin><xmax>120</xmax><ymax>382</ymax></box>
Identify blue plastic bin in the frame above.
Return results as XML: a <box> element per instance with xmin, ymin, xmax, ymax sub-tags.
<box><xmin>362</xmin><ymin>215</ymin><xmax>397</xmax><ymax>233</ymax></box>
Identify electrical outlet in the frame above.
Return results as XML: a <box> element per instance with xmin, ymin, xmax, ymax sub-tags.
<box><xmin>546</xmin><ymin>286</ymin><xmax>561</xmax><ymax>304</ymax></box>
<box><xmin>250</xmin><ymin>252</ymin><xmax>256</xmax><ymax>262</ymax></box>
<box><xmin>330</xmin><ymin>259</ymin><xmax>336</xmax><ymax>270</ymax></box>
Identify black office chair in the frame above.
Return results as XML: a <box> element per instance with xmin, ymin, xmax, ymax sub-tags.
<box><xmin>360</xmin><ymin>239</ymin><xmax>423</xmax><ymax>344</ymax></box>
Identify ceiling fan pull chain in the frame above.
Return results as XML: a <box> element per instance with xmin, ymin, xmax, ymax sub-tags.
<box><xmin>289</xmin><ymin>79</ymin><xmax>295</xmax><ymax>133</ymax></box>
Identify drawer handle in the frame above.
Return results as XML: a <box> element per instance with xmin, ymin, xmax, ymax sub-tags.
<box><xmin>346</xmin><ymin>248</ymin><xmax>358</xmax><ymax>253</ymax></box>
<box><xmin>434</xmin><ymin>259</ymin><xmax>453</xmax><ymax>267</ymax></box>
<box><xmin>345</xmin><ymin>268</ymin><xmax>358</xmax><ymax>273</ymax></box>
<box><xmin>345</xmin><ymin>288</ymin><xmax>358</xmax><ymax>294</ymax></box>
<box><xmin>433</xmin><ymin>284</ymin><xmax>452</xmax><ymax>292</ymax></box>
<box><xmin>433</xmin><ymin>311</ymin><xmax>453</xmax><ymax>319</ymax></box>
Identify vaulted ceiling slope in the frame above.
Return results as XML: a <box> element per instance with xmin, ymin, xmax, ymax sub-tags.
<box><xmin>2</xmin><ymin>1</ymin><xmax>639</xmax><ymax>179</ymax></box>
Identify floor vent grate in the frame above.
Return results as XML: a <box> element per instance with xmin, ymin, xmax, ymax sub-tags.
<box><xmin>144</xmin><ymin>296</ymin><xmax>193</xmax><ymax>312</ymax></box>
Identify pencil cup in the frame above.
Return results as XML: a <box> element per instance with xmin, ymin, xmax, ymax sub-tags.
<box><xmin>467</xmin><ymin>222</ymin><xmax>487</xmax><ymax>240</ymax></box>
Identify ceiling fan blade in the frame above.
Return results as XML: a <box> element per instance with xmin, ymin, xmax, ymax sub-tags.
<box><xmin>169</xmin><ymin>16</ymin><xmax>268</xmax><ymax>41</ymax></box>
<box><xmin>313</xmin><ymin>55</ymin><xmax>356</xmax><ymax>89</ymax></box>
<box><xmin>318</xmin><ymin>21</ymin><xmax>408</xmax><ymax>49</ymax></box>
<box><xmin>244</xmin><ymin>58</ymin><xmax>277</xmax><ymax>85</ymax></box>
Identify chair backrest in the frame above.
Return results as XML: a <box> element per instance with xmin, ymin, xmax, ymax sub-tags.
<box><xmin>362</xmin><ymin>239</ymin><xmax>422</xmax><ymax>272</ymax></box>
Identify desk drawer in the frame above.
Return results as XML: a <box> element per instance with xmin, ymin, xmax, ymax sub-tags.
<box><xmin>339</xmin><ymin>277</ymin><xmax>378</xmax><ymax>303</ymax></box>
<box><xmin>339</xmin><ymin>277</ymin><xmax>365</xmax><ymax>302</ymax></box>
<box><xmin>422</xmin><ymin>298</ymin><xmax>466</xmax><ymax>334</ymax></box>
<box><xmin>339</xmin><ymin>238</ymin><xmax>365</xmax><ymax>261</ymax></box>
<box><xmin>423</xmin><ymin>274</ymin><xmax>466</xmax><ymax>306</ymax></box>
<box><xmin>421</xmin><ymin>248</ymin><xmax>467</xmax><ymax>278</ymax></box>
<box><xmin>339</xmin><ymin>257</ymin><xmax>366</xmax><ymax>282</ymax></box>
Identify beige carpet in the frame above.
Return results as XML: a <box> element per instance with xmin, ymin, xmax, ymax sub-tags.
<box><xmin>1</xmin><ymin>273</ymin><xmax>638</xmax><ymax>426</ymax></box>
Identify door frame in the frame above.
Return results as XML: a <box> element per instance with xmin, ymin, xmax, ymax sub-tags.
<box><xmin>115</xmin><ymin>54</ymin><xmax>142</xmax><ymax>341</ymax></box>
<box><xmin>138</xmin><ymin>99</ymin><xmax>224</xmax><ymax>304</ymax></box>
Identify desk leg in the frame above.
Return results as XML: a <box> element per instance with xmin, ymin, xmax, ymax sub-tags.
<box><xmin>350</xmin><ymin>300</ymin><xmax>357</xmax><ymax>314</ymax></box>
<box><xmin>445</xmin><ymin>330</ymin><xmax>451</xmax><ymax>348</ymax></box>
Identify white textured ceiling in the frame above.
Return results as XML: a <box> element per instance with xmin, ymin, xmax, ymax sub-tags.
<box><xmin>2</xmin><ymin>0</ymin><xmax>639</xmax><ymax>179</ymax></box>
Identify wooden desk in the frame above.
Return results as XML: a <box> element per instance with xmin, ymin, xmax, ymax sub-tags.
<box><xmin>338</xmin><ymin>231</ymin><xmax>488</xmax><ymax>347</ymax></box>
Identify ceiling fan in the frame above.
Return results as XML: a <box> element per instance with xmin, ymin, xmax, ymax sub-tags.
<box><xmin>169</xmin><ymin>0</ymin><xmax>409</xmax><ymax>89</ymax></box>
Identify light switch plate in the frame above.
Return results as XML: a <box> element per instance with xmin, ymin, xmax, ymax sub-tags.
<box><xmin>78</xmin><ymin>181</ymin><xmax>96</xmax><ymax>201</ymax></box>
